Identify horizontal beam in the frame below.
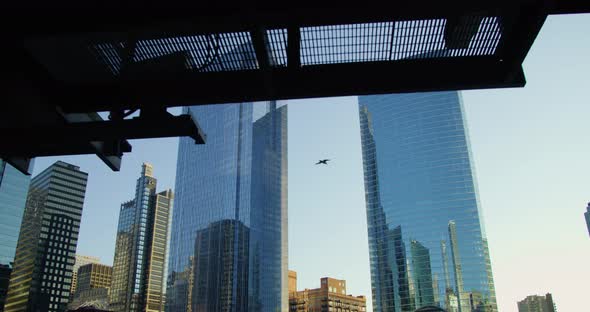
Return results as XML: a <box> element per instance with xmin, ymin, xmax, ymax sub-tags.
<box><xmin>1</xmin><ymin>114</ymin><xmax>205</xmax><ymax>158</ymax></box>
<box><xmin>5</xmin><ymin>1</ymin><xmax>588</xmax><ymax>39</ymax></box>
<box><xmin>59</xmin><ymin>56</ymin><xmax>524</xmax><ymax>113</ymax></box>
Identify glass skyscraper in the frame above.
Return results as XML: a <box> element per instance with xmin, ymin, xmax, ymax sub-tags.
<box><xmin>0</xmin><ymin>161</ymin><xmax>32</xmax><ymax>312</ymax></box>
<box><xmin>4</xmin><ymin>161</ymin><xmax>88</xmax><ymax>312</ymax></box>
<box><xmin>109</xmin><ymin>163</ymin><xmax>173</xmax><ymax>312</ymax></box>
<box><xmin>166</xmin><ymin>101</ymin><xmax>288</xmax><ymax>312</ymax></box>
<box><xmin>359</xmin><ymin>92</ymin><xmax>497</xmax><ymax>312</ymax></box>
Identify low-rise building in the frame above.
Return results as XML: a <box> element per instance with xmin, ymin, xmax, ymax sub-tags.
<box><xmin>289</xmin><ymin>273</ymin><xmax>366</xmax><ymax>312</ymax></box>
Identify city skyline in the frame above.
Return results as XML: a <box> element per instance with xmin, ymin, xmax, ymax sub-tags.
<box><xmin>21</xmin><ymin>14</ymin><xmax>590</xmax><ymax>312</ymax></box>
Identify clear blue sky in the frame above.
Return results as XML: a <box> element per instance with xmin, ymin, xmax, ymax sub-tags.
<box><xmin>32</xmin><ymin>14</ymin><xmax>590</xmax><ymax>312</ymax></box>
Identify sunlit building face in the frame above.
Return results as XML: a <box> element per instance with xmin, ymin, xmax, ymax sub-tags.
<box><xmin>359</xmin><ymin>92</ymin><xmax>497</xmax><ymax>312</ymax></box>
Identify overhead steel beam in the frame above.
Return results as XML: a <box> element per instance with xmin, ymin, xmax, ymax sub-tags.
<box><xmin>1</xmin><ymin>113</ymin><xmax>205</xmax><ymax>174</ymax></box>
<box><xmin>287</xmin><ymin>26</ymin><xmax>301</xmax><ymax>69</ymax></box>
<box><xmin>4</xmin><ymin>1</ymin><xmax>587</xmax><ymax>38</ymax></box>
<box><xmin>495</xmin><ymin>4</ymin><xmax>547</xmax><ymax>83</ymax></box>
<box><xmin>1</xmin><ymin>114</ymin><xmax>205</xmax><ymax>148</ymax></box>
<box><xmin>58</xmin><ymin>56</ymin><xmax>523</xmax><ymax>113</ymax></box>
<box><xmin>250</xmin><ymin>28</ymin><xmax>271</xmax><ymax>70</ymax></box>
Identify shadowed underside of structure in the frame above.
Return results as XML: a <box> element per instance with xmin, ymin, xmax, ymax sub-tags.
<box><xmin>2</xmin><ymin>1</ymin><xmax>589</xmax><ymax>174</ymax></box>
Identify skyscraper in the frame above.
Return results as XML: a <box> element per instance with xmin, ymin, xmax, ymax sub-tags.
<box><xmin>4</xmin><ymin>161</ymin><xmax>88</xmax><ymax>312</ymax></box>
<box><xmin>0</xmin><ymin>160</ymin><xmax>32</xmax><ymax>311</ymax></box>
<box><xmin>359</xmin><ymin>92</ymin><xmax>497</xmax><ymax>312</ymax></box>
<box><xmin>167</xmin><ymin>100</ymin><xmax>288</xmax><ymax>312</ymax></box>
<box><xmin>517</xmin><ymin>293</ymin><xmax>556</xmax><ymax>312</ymax></box>
<box><xmin>584</xmin><ymin>202</ymin><xmax>590</xmax><ymax>237</ymax></box>
<box><xmin>109</xmin><ymin>163</ymin><xmax>173</xmax><ymax>312</ymax></box>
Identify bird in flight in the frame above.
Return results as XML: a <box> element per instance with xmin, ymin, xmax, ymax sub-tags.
<box><xmin>315</xmin><ymin>159</ymin><xmax>330</xmax><ymax>165</ymax></box>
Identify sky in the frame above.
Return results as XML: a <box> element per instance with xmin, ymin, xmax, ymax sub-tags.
<box><xmin>30</xmin><ymin>13</ymin><xmax>590</xmax><ymax>312</ymax></box>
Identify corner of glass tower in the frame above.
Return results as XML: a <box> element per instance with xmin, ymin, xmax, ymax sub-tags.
<box><xmin>167</xmin><ymin>101</ymin><xmax>288</xmax><ymax>312</ymax></box>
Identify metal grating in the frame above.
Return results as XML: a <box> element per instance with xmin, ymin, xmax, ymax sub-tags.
<box><xmin>91</xmin><ymin>42</ymin><xmax>125</xmax><ymax>75</ymax></box>
<box><xmin>300</xmin><ymin>16</ymin><xmax>502</xmax><ymax>65</ymax></box>
<box><xmin>266</xmin><ymin>29</ymin><xmax>288</xmax><ymax>67</ymax></box>
<box><xmin>90</xmin><ymin>32</ymin><xmax>259</xmax><ymax>76</ymax></box>
<box><xmin>88</xmin><ymin>17</ymin><xmax>503</xmax><ymax>76</ymax></box>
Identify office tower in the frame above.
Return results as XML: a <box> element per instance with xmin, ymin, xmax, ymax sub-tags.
<box><xmin>289</xmin><ymin>276</ymin><xmax>366</xmax><ymax>312</ymax></box>
<box><xmin>517</xmin><ymin>293</ymin><xmax>556</xmax><ymax>312</ymax></box>
<box><xmin>109</xmin><ymin>163</ymin><xmax>173</xmax><ymax>312</ymax></box>
<box><xmin>0</xmin><ymin>160</ymin><xmax>32</xmax><ymax>312</ymax></box>
<box><xmin>167</xmin><ymin>100</ymin><xmax>288</xmax><ymax>312</ymax></box>
<box><xmin>4</xmin><ymin>161</ymin><xmax>88</xmax><ymax>312</ymax></box>
<box><xmin>68</xmin><ymin>263</ymin><xmax>112</xmax><ymax>310</ymax></box>
<box><xmin>585</xmin><ymin>203</ymin><xmax>590</xmax><ymax>237</ymax></box>
<box><xmin>359</xmin><ymin>92</ymin><xmax>497</xmax><ymax>312</ymax></box>
<box><xmin>71</xmin><ymin>255</ymin><xmax>100</xmax><ymax>297</ymax></box>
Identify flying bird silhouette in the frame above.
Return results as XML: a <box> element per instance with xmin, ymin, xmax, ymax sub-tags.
<box><xmin>315</xmin><ymin>159</ymin><xmax>330</xmax><ymax>165</ymax></box>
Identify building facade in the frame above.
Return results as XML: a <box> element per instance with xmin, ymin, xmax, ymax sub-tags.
<box><xmin>517</xmin><ymin>293</ymin><xmax>556</xmax><ymax>312</ymax></box>
<box><xmin>584</xmin><ymin>203</ymin><xmax>590</xmax><ymax>237</ymax></box>
<box><xmin>289</xmin><ymin>271</ymin><xmax>298</xmax><ymax>295</ymax></box>
<box><xmin>289</xmin><ymin>276</ymin><xmax>366</xmax><ymax>312</ymax></box>
<box><xmin>4</xmin><ymin>161</ymin><xmax>88</xmax><ymax>312</ymax></box>
<box><xmin>166</xmin><ymin>100</ymin><xmax>288</xmax><ymax>312</ymax></box>
<box><xmin>0</xmin><ymin>160</ymin><xmax>32</xmax><ymax>311</ymax></box>
<box><xmin>76</xmin><ymin>263</ymin><xmax>112</xmax><ymax>294</ymax></box>
<box><xmin>109</xmin><ymin>163</ymin><xmax>173</xmax><ymax>312</ymax></box>
<box><xmin>359</xmin><ymin>92</ymin><xmax>497</xmax><ymax>312</ymax></box>
<box><xmin>70</xmin><ymin>255</ymin><xmax>100</xmax><ymax>297</ymax></box>
<box><xmin>68</xmin><ymin>263</ymin><xmax>112</xmax><ymax>310</ymax></box>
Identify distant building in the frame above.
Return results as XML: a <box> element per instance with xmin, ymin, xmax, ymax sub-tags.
<box><xmin>68</xmin><ymin>263</ymin><xmax>112</xmax><ymax>310</ymax></box>
<box><xmin>109</xmin><ymin>163</ymin><xmax>173</xmax><ymax>312</ymax></box>
<box><xmin>585</xmin><ymin>203</ymin><xmax>590</xmax><ymax>237</ymax></box>
<box><xmin>71</xmin><ymin>255</ymin><xmax>101</xmax><ymax>297</ymax></box>
<box><xmin>289</xmin><ymin>275</ymin><xmax>366</xmax><ymax>312</ymax></box>
<box><xmin>289</xmin><ymin>271</ymin><xmax>298</xmax><ymax>295</ymax></box>
<box><xmin>5</xmin><ymin>161</ymin><xmax>88</xmax><ymax>312</ymax></box>
<box><xmin>0</xmin><ymin>160</ymin><xmax>32</xmax><ymax>311</ymax></box>
<box><xmin>517</xmin><ymin>293</ymin><xmax>556</xmax><ymax>312</ymax></box>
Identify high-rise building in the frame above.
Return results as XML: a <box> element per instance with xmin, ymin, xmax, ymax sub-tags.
<box><xmin>71</xmin><ymin>255</ymin><xmax>100</xmax><ymax>297</ymax></box>
<box><xmin>4</xmin><ymin>161</ymin><xmax>88</xmax><ymax>312</ymax></box>
<box><xmin>0</xmin><ymin>160</ymin><xmax>33</xmax><ymax>312</ymax></box>
<box><xmin>166</xmin><ymin>100</ymin><xmax>288</xmax><ymax>312</ymax></box>
<box><xmin>517</xmin><ymin>293</ymin><xmax>556</xmax><ymax>312</ymax></box>
<box><xmin>68</xmin><ymin>263</ymin><xmax>112</xmax><ymax>310</ymax></box>
<box><xmin>109</xmin><ymin>163</ymin><xmax>173</xmax><ymax>312</ymax></box>
<box><xmin>359</xmin><ymin>92</ymin><xmax>497</xmax><ymax>312</ymax></box>
<box><xmin>289</xmin><ymin>275</ymin><xmax>366</xmax><ymax>312</ymax></box>
<box><xmin>584</xmin><ymin>203</ymin><xmax>590</xmax><ymax>237</ymax></box>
